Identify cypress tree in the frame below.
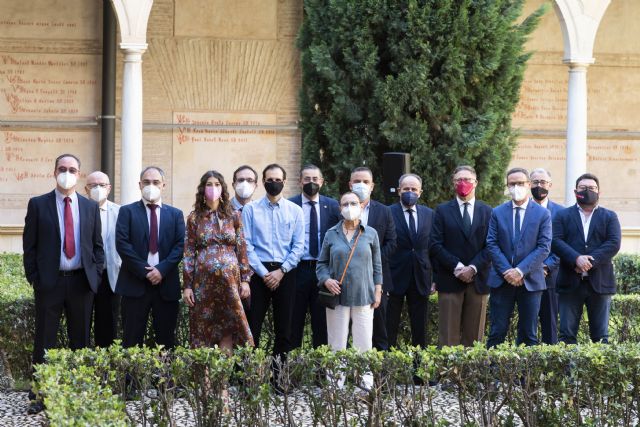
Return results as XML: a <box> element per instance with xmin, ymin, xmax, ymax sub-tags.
<box><xmin>298</xmin><ymin>0</ymin><xmax>546</xmax><ymax>205</ymax></box>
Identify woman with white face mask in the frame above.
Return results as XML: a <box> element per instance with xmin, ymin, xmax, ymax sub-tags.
<box><xmin>316</xmin><ymin>192</ymin><xmax>383</xmax><ymax>390</ymax></box>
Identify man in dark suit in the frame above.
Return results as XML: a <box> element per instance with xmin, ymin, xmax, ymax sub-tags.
<box><xmin>115</xmin><ymin>166</ymin><xmax>185</xmax><ymax>349</ymax></box>
<box><xmin>23</xmin><ymin>153</ymin><xmax>104</xmax><ymax>413</ymax></box>
<box><xmin>430</xmin><ymin>165</ymin><xmax>492</xmax><ymax>347</ymax></box>
<box><xmin>552</xmin><ymin>173</ymin><xmax>621</xmax><ymax>344</ymax></box>
<box><xmin>289</xmin><ymin>164</ymin><xmax>340</xmax><ymax>349</ymax></box>
<box><xmin>387</xmin><ymin>173</ymin><xmax>433</xmax><ymax>348</ymax></box>
<box><xmin>486</xmin><ymin>167</ymin><xmax>551</xmax><ymax>347</ymax></box>
<box><xmin>530</xmin><ymin>168</ymin><xmax>564</xmax><ymax>344</ymax></box>
<box><xmin>349</xmin><ymin>166</ymin><xmax>397</xmax><ymax>350</ymax></box>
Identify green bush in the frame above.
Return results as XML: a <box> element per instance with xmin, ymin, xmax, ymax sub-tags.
<box><xmin>614</xmin><ymin>253</ymin><xmax>640</xmax><ymax>294</ymax></box>
<box><xmin>3</xmin><ymin>252</ymin><xmax>640</xmax><ymax>385</ymax></box>
<box><xmin>36</xmin><ymin>344</ymin><xmax>640</xmax><ymax>426</ymax></box>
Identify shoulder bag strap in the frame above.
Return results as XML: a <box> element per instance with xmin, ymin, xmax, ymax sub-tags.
<box><xmin>338</xmin><ymin>228</ymin><xmax>362</xmax><ymax>286</ymax></box>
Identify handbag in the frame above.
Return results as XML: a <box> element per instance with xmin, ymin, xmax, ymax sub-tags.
<box><xmin>317</xmin><ymin>229</ymin><xmax>362</xmax><ymax>310</ymax></box>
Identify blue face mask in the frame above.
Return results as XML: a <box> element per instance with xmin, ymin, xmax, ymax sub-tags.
<box><xmin>401</xmin><ymin>191</ymin><xmax>419</xmax><ymax>207</ymax></box>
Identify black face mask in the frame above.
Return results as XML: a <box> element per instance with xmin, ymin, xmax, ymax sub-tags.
<box><xmin>576</xmin><ymin>189</ymin><xmax>599</xmax><ymax>206</ymax></box>
<box><xmin>303</xmin><ymin>182</ymin><xmax>320</xmax><ymax>197</ymax></box>
<box><xmin>264</xmin><ymin>181</ymin><xmax>284</xmax><ymax>197</ymax></box>
<box><xmin>531</xmin><ymin>186</ymin><xmax>549</xmax><ymax>201</ymax></box>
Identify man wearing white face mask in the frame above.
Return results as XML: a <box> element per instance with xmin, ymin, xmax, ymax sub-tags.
<box><xmin>84</xmin><ymin>171</ymin><xmax>121</xmax><ymax>347</ymax></box>
<box><xmin>349</xmin><ymin>166</ymin><xmax>396</xmax><ymax>351</ymax></box>
<box><xmin>23</xmin><ymin>153</ymin><xmax>104</xmax><ymax>414</ymax></box>
<box><xmin>231</xmin><ymin>165</ymin><xmax>258</xmax><ymax>211</ymax></box>
<box><xmin>486</xmin><ymin>167</ymin><xmax>551</xmax><ymax>347</ymax></box>
<box><xmin>115</xmin><ymin>166</ymin><xmax>185</xmax><ymax>350</ymax></box>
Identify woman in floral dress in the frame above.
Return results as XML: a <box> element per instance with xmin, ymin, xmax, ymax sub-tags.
<box><xmin>182</xmin><ymin>170</ymin><xmax>253</xmax><ymax>350</ymax></box>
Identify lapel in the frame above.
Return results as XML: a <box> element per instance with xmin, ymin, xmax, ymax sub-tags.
<box><xmin>570</xmin><ymin>205</ymin><xmax>586</xmax><ymax>243</ymax></box>
<box><xmin>517</xmin><ymin>202</ymin><xmax>535</xmax><ymax>242</ymax></box>
<box><xmin>449</xmin><ymin>199</ymin><xmax>467</xmax><ymax>238</ymax></box>
<box><xmin>137</xmin><ymin>200</ymin><xmax>150</xmax><ymax>245</ymax></box>
<box><xmin>158</xmin><ymin>204</ymin><xmax>171</xmax><ymax>254</ymax></box>
<box><xmin>467</xmin><ymin>201</ymin><xmax>482</xmax><ymax>239</ymax></box>
<box><xmin>393</xmin><ymin>203</ymin><xmax>410</xmax><ymax>240</ymax></box>
<box><xmin>105</xmin><ymin>201</ymin><xmax>115</xmax><ymax>241</ymax></box>
<box><xmin>367</xmin><ymin>200</ymin><xmax>377</xmax><ymax>228</ymax></box>
<box><xmin>319</xmin><ymin>196</ymin><xmax>330</xmax><ymax>234</ymax></box>
<box><xmin>77</xmin><ymin>195</ymin><xmax>87</xmax><ymax>246</ymax></box>
<box><xmin>47</xmin><ymin>191</ymin><xmax>62</xmax><ymax>241</ymax></box>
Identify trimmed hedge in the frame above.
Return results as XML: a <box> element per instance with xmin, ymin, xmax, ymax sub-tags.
<box><xmin>37</xmin><ymin>344</ymin><xmax>640</xmax><ymax>426</ymax></box>
<box><xmin>3</xmin><ymin>252</ymin><xmax>640</xmax><ymax>384</ymax></box>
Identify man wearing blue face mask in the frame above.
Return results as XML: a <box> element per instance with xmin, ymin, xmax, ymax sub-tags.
<box><xmin>349</xmin><ymin>166</ymin><xmax>397</xmax><ymax>351</ymax></box>
<box><xmin>387</xmin><ymin>173</ymin><xmax>434</xmax><ymax>348</ymax></box>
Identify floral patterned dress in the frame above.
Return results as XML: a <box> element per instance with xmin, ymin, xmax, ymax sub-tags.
<box><xmin>183</xmin><ymin>210</ymin><xmax>254</xmax><ymax>347</ymax></box>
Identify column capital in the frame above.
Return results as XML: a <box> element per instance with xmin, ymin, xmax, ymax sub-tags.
<box><xmin>553</xmin><ymin>0</ymin><xmax>610</xmax><ymax>64</ymax></box>
<box><xmin>110</xmin><ymin>0</ymin><xmax>153</xmax><ymax>46</ymax></box>
<box><xmin>119</xmin><ymin>42</ymin><xmax>148</xmax><ymax>55</ymax></box>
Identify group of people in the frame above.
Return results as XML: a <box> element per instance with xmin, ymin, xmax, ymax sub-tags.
<box><xmin>23</xmin><ymin>153</ymin><xmax>622</xmax><ymax>412</ymax></box>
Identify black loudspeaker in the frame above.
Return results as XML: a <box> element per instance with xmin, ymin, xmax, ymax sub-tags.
<box><xmin>382</xmin><ymin>152</ymin><xmax>411</xmax><ymax>201</ymax></box>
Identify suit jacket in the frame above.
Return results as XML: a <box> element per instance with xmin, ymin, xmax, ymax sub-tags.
<box><xmin>366</xmin><ymin>199</ymin><xmax>397</xmax><ymax>292</ymax></box>
<box><xmin>542</xmin><ymin>200</ymin><xmax>564</xmax><ymax>290</ymax></box>
<box><xmin>551</xmin><ymin>204</ymin><xmax>621</xmax><ymax>294</ymax></box>
<box><xmin>103</xmin><ymin>200</ymin><xmax>122</xmax><ymax>291</ymax></box>
<box><xmin>389</xmin><ymin>202</ymin><xmax>433</xmax><ymax>296</ymax></box>
<box><xmin>486</xmin><ymin>200</ymin><xmax>551</xmax><ymax>292</ymax></box>
<box><xmin>23</xmin><ymin>190</ymin><xmax>104</xmax><ymax>293</ymax></box>
<box><xmin>429</xmin><ymin>198</ymin><xmax>493</xmax><ymax>294</ymax></box>
<box><xmin>288</xmin><ymin>193</ymin><xmax>341</xmax><ymax>249</ymax></box>
<box><xmin>115</xmin><ymin>200</ymin><xmax>185</xmax><ymax>301</ymax></box>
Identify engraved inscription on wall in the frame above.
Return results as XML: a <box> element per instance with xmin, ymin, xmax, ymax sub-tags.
<box><xmin>172</xmin><ymin>112</ymin><xmax>278</xmax><ymax>215</ymax></box>
<box><xmin>0</xmin><ymin>53</ymin><xmax>100</xmax><ymax>118</ymax></box>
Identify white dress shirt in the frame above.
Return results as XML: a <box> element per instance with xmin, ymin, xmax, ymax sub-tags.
<box><xmin>456</xmin><ymin>196</ymin><xmax>475</xmax><ymax>224</ymax></box>
<box><xmin>401</xmin><ymin>203</ymin><xmax>418</xmax><ymax>232</ymax></box>
<box><xmin>360</xmin><ymin>201</ymin><xmax>371</xmax><ymax>226</ymax></box>
<box><xmin>55</xmin><ymin>189</ymin><xmax>81</xmax><ymax>270</ymax></box>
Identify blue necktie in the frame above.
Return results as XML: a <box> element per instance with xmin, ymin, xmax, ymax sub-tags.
<box><xmin>309</xmin><ymin>201</ymin><xmax>319</xmax><ymax>258</ymax></box>
<box><xmin>462</xmin><ymin>202</ymin><xmax>472</xmax><ymax>235</ymax></box>
<box><xmin>513</xmin><ymin>207</ymin><xmax>522</xmax><ymax>246</ymax></box>
<box><xmin>407</xmin><ymin>209</ymin><xmax>417</xmax><ymax>241</ymax></box>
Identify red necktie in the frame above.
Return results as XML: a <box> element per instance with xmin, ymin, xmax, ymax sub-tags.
<box><xmin>148</xmin><ymin>204</ymin><xmax>158</xmax><ymax>254</ymax></box>
<box><xmin>63</xmin><ymin>197</ymin><xmax>75</xmax><ymax>259</ymax></box>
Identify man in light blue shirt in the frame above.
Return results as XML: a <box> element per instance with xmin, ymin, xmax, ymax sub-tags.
<box><xmin>242</xmin><ymin>163</ymin><xmax>305</xmax><ymax>361</ymax></box>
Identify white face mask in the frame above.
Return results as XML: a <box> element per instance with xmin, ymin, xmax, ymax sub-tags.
<box><xmin>351</xmin><ymin>183</ymin><xmax>371</xmax><ymax>202</ymax></box>
<box><xmin>89</xmin><ymin>186</ymin><xmax>108</xmax><ymax>204</ymax></box>
<box><xmin>56</xmin><ymin>172</ymin><xmax>77</xmax><ymax>190</ymax></box>
<box><xmin>142</xmin><ymin>185</ymin><xmax>161</xmax><ymax>203</ymax></box>
<box><xmin>235</xmin><ymin>181</ymin><xmax>255</xmax><ymax>199</ymax></box>
<box><xmin>341</xmin><ymin>204</ymin><xmax>362</xmax><ymax>221</ymax></box>
<box><xmin>509</xmin><ymin>185</ymin><xmax>529</xmax><ymax>202</ymax></box>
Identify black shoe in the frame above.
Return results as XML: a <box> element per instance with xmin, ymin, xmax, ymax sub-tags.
<box><xmin>27</xmin><ymin>400</ymin><xmax>45</xmax><ymax>415</ymax></box>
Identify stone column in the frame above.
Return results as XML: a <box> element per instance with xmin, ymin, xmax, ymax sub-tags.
<box><xmin>110</xmin><ymin>0</ymin><xmax>153</xmax><ymax>204</ymax></box>
<box><xmin>564</xmin><ymin>62</ymin><xmax>589</xmax><ymax>203</ymax></box>
<box><xmin>553</xmin><ymin>0</ymin><xmax>610</xmax><ymax>206</ymax></box>
<box><xmin>120</xmin><ymin>44</ymin><xmax>146</xmax><ymax>204</ymax></box>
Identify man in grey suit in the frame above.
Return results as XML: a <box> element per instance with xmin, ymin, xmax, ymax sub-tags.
<box><xmin>85</xmin><ymin>171</ymin><xmax>121</xmax><ymax>347</ymax></box>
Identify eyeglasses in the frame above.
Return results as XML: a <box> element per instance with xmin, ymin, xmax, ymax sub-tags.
<box><xmin>57</xmin><ymin>166</ymin><xmax>79</xmax><ymax>174</ymax></box>
<box><xmin>531</xmin><ymin>180</ymin><xmax>550</xmax><ymax>186</ymax></box>
<box><xmin>453</xmin><ymin>178</ymin><xmax>475</xmax><ymax>183</ymax></box>
<box><xmin>86</xmin><ymin>183</ymin><xmax>110</xmax><ymax>189</ymax></box>
<box><xmin>302</xmin><ymin>177</ymin><xmax>322</xmax><ymax>183</ymax></box>
<box><xmin>507</xmin><ymin>181</ymin><xmax>529</xmax><ymax>188</ymax></box>
<box><xmin>235</xmin><ymin>178</ymin><xmax>256</xmax><ymax>184</ymax></box>
<box><xmin>340</xmin><ymin>201</ymin><xmax>360</xmax><ymax>208</ymax></box>
<box><xmin>577</xmin><ymin>185</ymin><xmax>598</xmax><ymax>192</ymax></box>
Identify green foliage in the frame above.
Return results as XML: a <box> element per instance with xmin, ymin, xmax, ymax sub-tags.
<box><xmin>299</xmin><ymin>0</ymin><xmax>546</xmax><ymax>205</ymax></box>
<box><xmin>614</xmin><ymin>253</ymin><xmax>640</xmax><ymax>294</ymax></box>
<box><xmin>36</xmin><ymin>343</ymin><xmax>640</xmax><ymax>426</ymax></box>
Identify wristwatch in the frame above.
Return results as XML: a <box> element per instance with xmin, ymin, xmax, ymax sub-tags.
<box><xmin>280</xmin><ymin>266</ymin><xmax>288</xmax><ymax>274</ymax></box>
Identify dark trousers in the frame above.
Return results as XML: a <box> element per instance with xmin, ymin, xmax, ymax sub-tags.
<box><xmin>291</xmin><ymin>260</ymin><xmax>327</xmax><ymax>349</ymax></box>
<box><xmin>559</xmin><ymin>279</ymin><xmax>611</xmax><ymax>344</ymax></box>
<box><xmin>486</xmin><ymin>284</ymin><xmax>542</xmax><ymax>348</ymax></box>
<box><xmin>386</xmin><ymin>278</ymin><xmax>428</xmax><ymax>348</ymax></box>
<box><xmin>121</xmin><ymin>285</ymin><xmax>179</xmax><ymax>349</ymax></box>
<box><xmin>246</xmin><ymin>262</ymin><xmax>296</xmax><ymax>358</ymax></box>
<box><xmin>93</xmin><ymin>271</ymin><xmax>121</xmax><ymax>347</ymax></box>
<box><xmin>539</xmin><ymin>287</ymin><xmax>559</xmax><ymax>345</ymax></box>
<box><xmin>33</xmin><ymin>270</ymin><xmax>94</xmax><ymax>365</ymax></box>
<box><xmin>372</xmin><ymin>293</ymin><xmax>389</xmax><ymax>351</ymax></box>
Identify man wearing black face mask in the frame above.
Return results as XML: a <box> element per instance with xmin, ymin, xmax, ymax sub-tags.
<box><xmin>552</xmin><ymin>173</ymin><xmax>621</xmax><ymax>344</ymax></box>
<box><xmin>530</xmin><ymin>168</ymin><xmax>564</xmax><ymax>344</ymax></box>
<box><xmin>289</xmin><ymin>165</ymin><xmax>340</xmax><ymax>349</ymax></box>
<box><xmin>242</xmin><ymin>164</ymin><xmax>305</xmax><ymax>369</ymax></box>
<box><xmin>387</xmin><ymin>173</ymin><xmax>434</xmax><ymax>349</ymax></box>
